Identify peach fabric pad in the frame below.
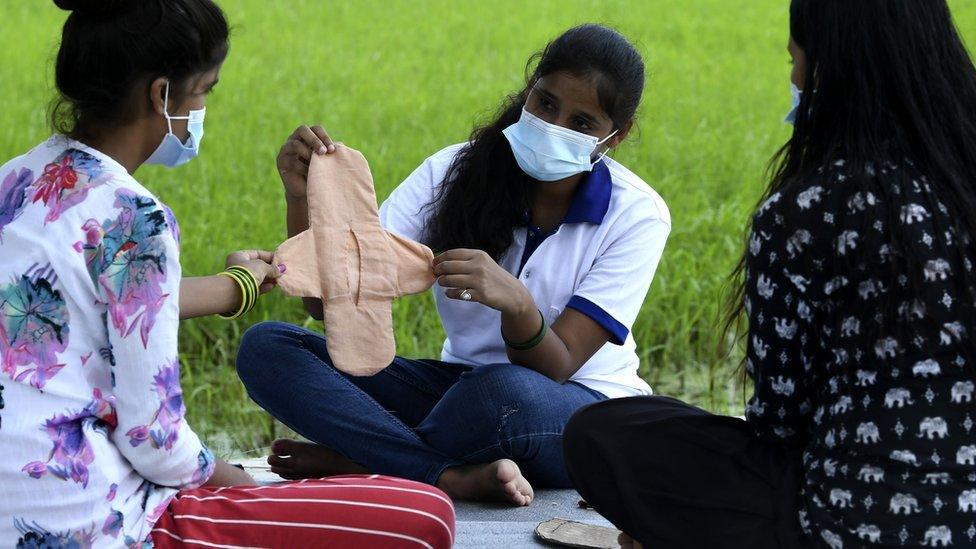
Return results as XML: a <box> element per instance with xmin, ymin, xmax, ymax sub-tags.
<box><xmin>273</xmin><ymin>145</ymin><xmax>435</xmax><ymax>375</ymax></box>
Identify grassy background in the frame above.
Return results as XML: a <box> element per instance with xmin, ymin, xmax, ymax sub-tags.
<box><xmin>3</xmin><ymin>1</ymin><xmax>975</xmax><ymax>455</ymax></box>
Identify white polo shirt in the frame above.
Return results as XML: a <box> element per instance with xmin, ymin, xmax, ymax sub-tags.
<box><xmin>379</xmin><ymin>143</ymin><xmax>671</xmax><ymax>398</ymax></box>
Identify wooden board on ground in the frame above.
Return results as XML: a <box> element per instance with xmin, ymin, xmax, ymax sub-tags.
<box><xmin>535</xmin><ymin>518</ymin><xmax>621</xmax><ymax>548</ymax></box>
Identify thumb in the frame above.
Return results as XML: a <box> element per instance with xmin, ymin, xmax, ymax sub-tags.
<box><xmin>267</xmin><ymin>262</ymin><xmax>287</xmax><ymax>280</ymax></box>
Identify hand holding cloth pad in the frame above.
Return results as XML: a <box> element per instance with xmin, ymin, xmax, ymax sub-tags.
<box><xmin>273</xmin><ymin>146</ymin><xmax>435</xmax><ymax>375</ymax></box>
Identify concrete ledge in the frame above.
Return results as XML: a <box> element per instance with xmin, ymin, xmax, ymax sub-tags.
<box><xmin>239</xmin><ymin>458</ymin><xmax>616</xmax><ymax>548</ymax></box>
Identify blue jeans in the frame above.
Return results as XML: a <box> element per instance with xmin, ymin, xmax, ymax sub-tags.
<box><xmin>235</xmin><ymin>321</ymin><xmax>607</xmax><ymax>487</ymax></box>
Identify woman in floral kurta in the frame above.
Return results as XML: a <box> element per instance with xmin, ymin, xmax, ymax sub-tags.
<box><xmin>1</xmin><ymin>2</ymin><xmax>456</xmax><ymax>547</ymax></box>
<box><xmin>0</xmin><ymin>137</ymin><xmax>214</xmax><ymax>545</ymax></box>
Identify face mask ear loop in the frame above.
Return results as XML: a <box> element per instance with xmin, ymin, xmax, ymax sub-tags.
<box><xmin>593</xmin><ymin>128</ymin><xmax>619</xmax><ymax>163</ymax></box>
<box><xmin>162</xmin><ymin>81</ymin><xmax>175</xmax><ymax>135</ymax></box>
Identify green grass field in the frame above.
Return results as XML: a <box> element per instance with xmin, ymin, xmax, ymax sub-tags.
<box><xmin>4</xmin><ymin>1</ymin><xmax>976</xmax><ymax>455</ymax></box>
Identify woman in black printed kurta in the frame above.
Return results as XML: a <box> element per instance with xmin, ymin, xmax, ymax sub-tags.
<box><xmin>562</xmin><ymin>1</ymin><xmax>976</xmax><ymax>548</ymax></box>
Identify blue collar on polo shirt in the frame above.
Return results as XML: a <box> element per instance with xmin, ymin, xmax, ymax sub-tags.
<box><xmin>561</xmin><ymin>159</ymin><xmax>613</xmax><ymax>224</ymax></box>
<box><xmin>519</xmin><ymin>160</ymin><xmax>613</xmax><ymax>272</ymax></box>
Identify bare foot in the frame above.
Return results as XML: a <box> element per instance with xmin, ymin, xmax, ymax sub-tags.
<box><xmin>618</xmin><ymin>533</ymin><xmax>643</xmax><ymax>549</ymax></box>
<box><xmin>267</xmin><ymin>439</ymin><xmax>368</xmax><ymax>480</ymax></box>
<box><xmin>436</xmin><ymin>459</ymin><xmax>534</xmax><ymax>506</ymax></box>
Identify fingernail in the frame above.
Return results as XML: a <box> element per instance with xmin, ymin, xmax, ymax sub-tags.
<box><xmin>277</xmin><ymin>264</ymin><xmax>287</xmax><ymax>273</ymax></box>
<box><xmin>328</xmin><ymin>144</ymin><xmax>336</xmax><ymax>152</ymax></box>
<box><xmin>317</xmin><ymin>146</ymin><xmax>327</xmax><ymax>155</ymax></box>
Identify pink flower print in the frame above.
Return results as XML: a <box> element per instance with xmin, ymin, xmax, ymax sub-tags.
<box><xmin>101</xmin><ymin>510</ymin><xmax>124</xmax><ymax>538</ymax></box>
<box><xmin>0</xmin><ymin>167</ymin><xmax>32</xmax><ymax>240</ymax></box>
<box><xmin>29</xmin><ymin>149</ymin><xmax>111</xmax><ymax>224</ymax></box>
<box><xmin>125</xmin><ymin>425</ymin><xmax>150</xmax><ymax>448</ymax></box>
<box><xmin>87</xmin><ymin>388</ymin><xmax>117</xmax><ymax>428</ymax></box>
<box><xmin>82</xmin><ymin>218</ymin><xmax>104</xmax><ymax>247</ymax></box>
<box><xmin>32</xmin><ymin>156</ymin><xmax>78</xmax><ymax>206</ymax></box>
<box><xmin>0</xmin><ymin>267</ymin><xmax>70</xmax><ymax>389</ymax></box>
<box><xmin>190</xmin><ymin>448</ymin><xmax>216</xmax><ymax>487</ymax></box>
<box><xmin>107</xmin><ymin>483</ymin><xmax>118</xmax><ymax>502</ymax></box>
<box><xmin>80</xmin><ymin>190</ymin><xmax>170</xmax><ymax>348</ymax></box>
<box><xmin>22</xmin><ymin>461</ymin><xmax>46</xmax><ymax>479</ymax></box>
<box><xmin>147</xmin><ymin>498</ymin><xmax>172</xmax><ymax>525</ymax></box>
<box><xmin>14</xmin><ymin>519</ymin><xmax>96</xmax><ymax>549</ymax></box>
<box><xmin>151</xmin><ymin>361</ymin><xmax>185</xmax><ymax>449</ymax></box>
<box><xmin>126</xmin><ymin>359</ymin><xmax>186</xmax><ymax>450</ymax></box>
<box><xmin>42</xmin><ymin>412</ymin><xmax>95</xmax><ymax>487</ymax></box>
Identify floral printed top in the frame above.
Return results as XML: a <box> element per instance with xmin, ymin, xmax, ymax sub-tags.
<box><xmin>743</xmin><ymin>160</ymin><xmax>976</xmax><ymax>547</ymax></box>
<box><xmin>0</xmin><ymin>137</ymin><xmax>214</xmax><ymax>548</ymax></box>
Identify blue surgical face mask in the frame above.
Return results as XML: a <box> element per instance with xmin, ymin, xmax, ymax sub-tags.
<box><xmin>145</xmin><ymin>81</ymin><xmax>206</xmax><ymax>167</ymax></box>
<box><xmin>502</xmin><ymin>104</ymin><xmax>617</xmax><ymax>182</ymax></box>
<box><xmin>785</xmin><ymin>83</ymin><xmax>802</xmax><ymax>125</ymax></box>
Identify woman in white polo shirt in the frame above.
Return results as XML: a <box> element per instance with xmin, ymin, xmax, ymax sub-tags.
<box><xmin>236</xmin><ymin>24</ymin><xmax>670</xmax><ymax>506</ymax></box>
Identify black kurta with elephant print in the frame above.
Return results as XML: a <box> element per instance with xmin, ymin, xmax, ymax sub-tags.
<box><xmin>743</xmin><ymin>160</ymin><xmax>976</xmax><ymax>547</ymax></box>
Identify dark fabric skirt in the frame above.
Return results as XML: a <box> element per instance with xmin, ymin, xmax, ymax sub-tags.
<box><xmin>563</xmin><ymin>396</ymin><xmax>812</xmax><ymax>549</ymax></box>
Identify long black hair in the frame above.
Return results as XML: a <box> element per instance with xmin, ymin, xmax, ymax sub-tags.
<box><xmin>52</xmin><ymin>0</ymin><xmax>230</xmax><ymax>142</ymax></box>
<box><xmin>725</xmin><ymin>0</ymin><xmax>976</xmax><ymax>359</ymax></box>
<box><xmin>424</xmin><ymin>24</ymin><xmax>645</xmax><ymax>260</ymax></box>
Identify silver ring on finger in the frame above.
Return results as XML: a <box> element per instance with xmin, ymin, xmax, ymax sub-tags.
<box><xmin>460</xmin><ymin>289</ymin><xmax>473</xmax><ymax>301</ymax></box>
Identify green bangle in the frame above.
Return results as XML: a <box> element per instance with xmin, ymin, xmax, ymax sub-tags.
<box><xmin>502</xmin><ymin>309</ymin><xmax>547</xmax><ymax>351</ymax></box>
<box><xmin>218</xmin><ymin>267</ymin><xmax>259</xmax><ymax>319</ymax></box>
<box><xmin>229</xmin><ymin>266</ymin><xmax>259</xmax><ymax>313</ymax></box>
<box><xmin>217</xmin><ymin>271</ymin><xmax>247</xmax><ymax>319</ymax></box>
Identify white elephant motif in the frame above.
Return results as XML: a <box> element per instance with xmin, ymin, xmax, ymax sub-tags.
<box><xmin>958</xmin><ymin>445</ymin><xmax>976</xmax><ymax>466</ymax></box>
<box><xmin>890</xmin><ymin>450</ymin><xmax>919</xmax><ymax>467</ymax></box>
<box><xmin>746</xmin><ymin>400</ymin><xmax>767</xmax><ymax>417</ymax></box>
<box><xmin>775</xmin><ymin>318</ymin><xmax>798</xmax><ymax>340</ymax></box>
<box><xmin>859</xmin><ymin>280</ymin><xmax>879</xmax><ymax>300</ymax></box>
<box><xmin>758</xmin><ymin>192</ymin><xmax>781</xmax><ymax>214</ymax></box>
<box><xmin>757</xmin><ymin>274</ymin><xmax>777</xmax><ymax>299</ymax></box>
<box><xmin>855</xmin><ymin>524</ymin><xmax>881</xmax><ymax>543</ymax></box>
<box><xmin>797</xmin><ymin>186</ymin><xmax>825</xmax><ymax>210</ymax></box>
<box><xmin>797</xmin><ymin>300</ymin><xmax>813</xmax><ymax>321</ymax></box>
<box><xmin>889</xmin><ymin>493</ymin><xmax>920</xmax><ymax>515</ymax></box>
<box><xmin>820</xmin><ymin>529</ymin><xmax>844</xmax><ymax>549</ymax></box>
<box><xmin>840</xmin><ymin>317</ymin><xmax>860</xmax><ymax>337</ymax></box>
<box><xmin>855</xmin><ymin>370</ymin><xmax>877</xmax><ymax>387</ymax></box>
<box><xmin>855</xmin><ymin>422</ymin><xmax>880</xmax><ymax>444</ymax></box>
<box><xmin>923</xmin><ymin>258</ymin><xmax>952</xmax><ymax>281</ymax></box>
<box><xmin>857</xmin><ymin>465</ymin><xmax>884</xmax><ymax>483</ymax></box>
<box><xmin>829</xmin><ymin>488</ymin><xmax>853</xmax><ymax>508</ymax></box>
<box><xmin>771</xmin><ymin>376</ymin><xmax>795</xmax><ymax>396</ymax></box>
<box><xmin>940</xmin><ymin>322</ymin><xmax>964</xmax><ymax>345</ymax></box>
<box><xmin>918</xmin><ymin>417</ymin><xmax>949</xmax><ymax>440</ymax></box>
<box><xmin>951</xmin><ymin>380</ymin><xmax>974</xmax><ymax>404</ymax></box>
<box><xmin>847</xmin><ymin>191</ymin><xmax>877</xmax><ymax>212</ymax></box>
<box><xmin>884</xmin><ymin>388</ymin><xmax>914</xmax><ymax>408</ymax></box>
<box><xmin>749</xmin><ymin>233</ymin><xmax>763</xmax><ymax>256</ymax></box>
<box><xmin>922</xmin><ymin>472</ymin><xmax>951</xmax><ymax>485</ymax></box>
<box><xmin>901</xmin><ymin>203</ymin><xmax>930</xmax><ymax>224</ymax></box>
<box><xmin>874</xmin><ymin>337</ymin><xmax>899</xmax><ymax>359</ymax></box>
<box><xmin>958</xmin><ymin>489</ymin><xmax>976</xmax><ymax>512</ymax></box>
<box><xmin>831</xmin><ymin>396</ymin><xmax>853</xmax><ymax>415</ymax></box>
<box><xmin>787</xmin><ymin>229</ymin><xmax>812</xmax><ymax>258</ymax></box>
<box><xmin>832</xmin><ymin>349</ymin><xmax>850</xmax><ymax>366</ymax></box>
<box><xmin>824</xmin><ymin>276</ymin><xmax>849</xmax><ymax>295</ymax></box>
<box><xmin>835</xmin><ymin>231</ymin><xmax>859</xmax><ymax>255</ymax></box>
<box><xmin>824</xmin><ymin>429</ymin><xmax>836</xmax><ymax>448</ymax></box>
<box><xmin>912</xmin><ymin>359</ymin><xmax>941</xmax><ymax>378</ymax></box>
<box><xmin>921</xmin><ymin>525</ymin><xmax>952</xmax><ymax>547</ymax></box>
<box><xmin>823</xmin><ymin>459</ymin><xmax>838</xmax><ymax>477</ymax></box>
<box><xmin>752</xmin><ymin>336</ymin><xmax>770</xmax><ymax>360</ymax></box>
<box><xmin>903</xmin><ymin>300</ymin><xmax>927</xmax><ymax>319</ymax></box>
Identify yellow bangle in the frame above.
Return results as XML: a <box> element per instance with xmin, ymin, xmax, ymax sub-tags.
<box><xmin>217</xmin><ymin>269</ymin><xmax>257</xmax><ymax>319</ymax></box>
